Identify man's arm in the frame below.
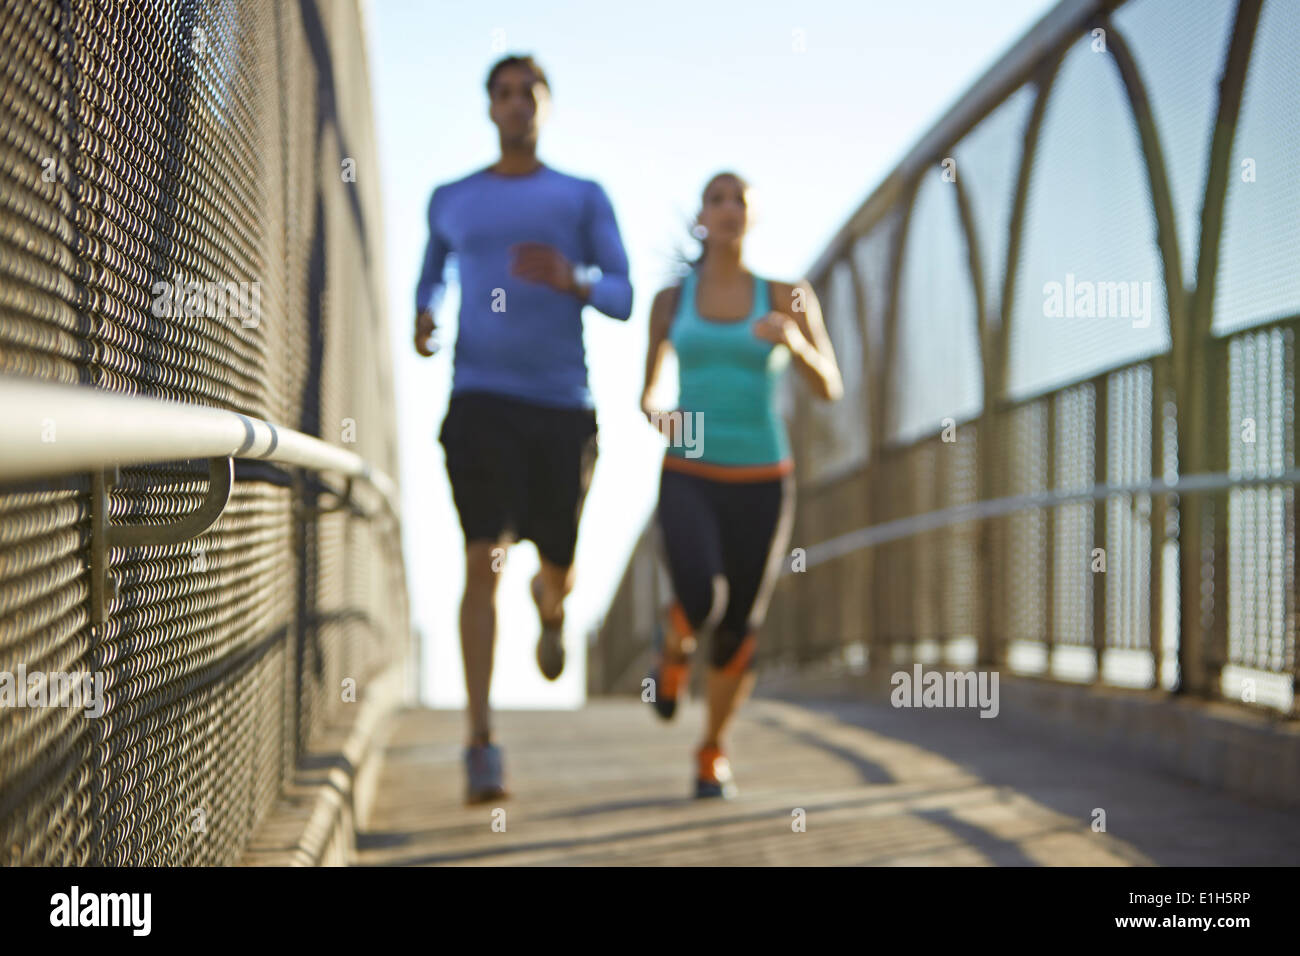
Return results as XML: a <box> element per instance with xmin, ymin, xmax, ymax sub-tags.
<box><xmin>414</xmin><ymin>188</ymin><xmax>449</xmax><ymax>356</ymax></box>
<box><xmin>415</xmin><ymin>187</ymin><xmax>450</xmax><ymax>313</ymax></box>
<box><xmin>579</xmin><ymin>181</ymin><xmax>633</xmax><ymax>320</ymax></box>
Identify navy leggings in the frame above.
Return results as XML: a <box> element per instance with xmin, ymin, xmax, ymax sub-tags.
<box><xmin>655</xmin><ymin>467</ymin><xmax>795</xmax><ymax>670</ymax></box>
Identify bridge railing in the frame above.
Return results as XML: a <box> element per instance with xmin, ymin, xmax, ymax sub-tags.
<box><xmin>595</xmin><ymin>0</ymin><xmax>1298</xmax><ymax>716</ymax></box>
<box><xmin>0</xmin><ymin>0</ymin><xmax>411</xmax><ymax>865</ymax></box>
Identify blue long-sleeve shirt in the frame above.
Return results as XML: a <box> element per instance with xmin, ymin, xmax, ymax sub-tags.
<box><xmin>415</xmin><ymin>164</ymin><xmax>633</xmax><ymax>409</ymax></box>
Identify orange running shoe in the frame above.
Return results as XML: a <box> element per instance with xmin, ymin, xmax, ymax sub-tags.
<box><xmin>695</xmin><ymin>744</ymin><xmax>738</xmax><ymax>799</ymax></box>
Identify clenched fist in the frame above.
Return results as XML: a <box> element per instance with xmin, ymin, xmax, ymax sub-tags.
<box><xmin>509</xmin><ymin>242</ymin><xmax>576</xmax><ymax>294</ymax></box>
<box><xmin>414</xmin><ymin>309</ymin><xmax>437</xmax><ymax>357</ymax></box>
<box><xmin>751</xmin><ymin>311</ymin><xmax>802</xmax><ymax>350</ymax></box>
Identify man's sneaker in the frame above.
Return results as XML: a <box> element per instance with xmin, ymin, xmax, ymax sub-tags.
<box><xmin>694</xmin><ymin>744</ymin><xmax>738</xmax><ymax>799</ymax></box>
<box><xmin>465</xmin><ymin>742</ymin><xmax>508</xmax><ymax>805</ymax></box>
<box><xmin>532</xmin><ymin>575</ymin><xmax>565</xmax><ymax>681</ymax></box>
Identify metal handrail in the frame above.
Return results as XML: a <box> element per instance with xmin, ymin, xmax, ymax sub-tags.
<box><xmin>795</xmin><ymin>467</ymin><xmax>1300</xmax><ymax>572</ymax></box>
<box><xmin>0</xmin><ymin>374</ymin><xmax>400</xmax><ymax>519</ymax></box>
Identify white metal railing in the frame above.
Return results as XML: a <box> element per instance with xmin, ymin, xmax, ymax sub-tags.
<box><xmin>796</xmin><ymin>467</ymin><xmax>1300</xmax><ymax>571</ymax></box>
<box><xmin>0</xmin><ymin>375</ymin><xmax>399</xmax><ymax>518</ymax></box>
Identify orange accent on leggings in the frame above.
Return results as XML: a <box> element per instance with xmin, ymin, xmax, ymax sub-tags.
<box><xmin>659</xmin><ymin>602</ymin><xmax>694</xmax><ymax>699</ymax></box>
<box><xmin>697</xmin><ymin>745</ymin><xmax>726</xmax><ymax>782</ymax></box>
<box><xmin>659</xmin><ymin>660</ymin><xmax>688</xmax><ymax>698</ymax></box>
<box><xmin>662</xmin><ymin>455</ymin><xmax>793</xmax><ymax>483</ymax></box>
<box><xmin>669</xmin><ymin>601</ymin><xmax>694</xmax><ymax>639</ymax></box>
<box><xmin>720</xmin><ymin>633</ymin><xmax>757</xmax><ymax>676</ymax></box>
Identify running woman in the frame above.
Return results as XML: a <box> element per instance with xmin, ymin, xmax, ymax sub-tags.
<box><xmin>640</xmin><ymin>171</ymin><xmax>842</xmax><ymax>798</ymax></box>
<box><xmin>414</xmin><ymin>55</ymin><xmax>633</xmax><ymax>804</ymax></box>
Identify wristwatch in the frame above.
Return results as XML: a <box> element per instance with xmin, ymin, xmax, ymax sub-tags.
<box><xmin>571</xmin><ymin>263</ymin><xmax>592</xmax><ymax>297</ymax></box>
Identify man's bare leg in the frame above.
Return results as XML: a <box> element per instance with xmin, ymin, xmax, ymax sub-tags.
<box><xmin>531</xmin><ymin>557</ymin><xmax>573</xmax><ymax>626</ymax></box>
<box><xmin>462</xmin><ymin>539</ymin><xmax>505</xmax><ymax>746</ymax></box>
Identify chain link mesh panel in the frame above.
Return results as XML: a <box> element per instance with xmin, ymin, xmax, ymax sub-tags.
<box><xmin>890</xmin><ymin>172</ymin><xmax>982</xmax><ymax>445</ymax></box>
<box><xmin>1226</xmin><ymin>326</ymin><xmax>1296</xmax><ymax>678</ymax></box>
<box><xmin>0</xmin><ymin>0</ymin><xmax>409</xmax><ymax>865</ymax></box>
<box><xmin>1103</xmin><ymin>364</ymin><xmax>1154</xmax><ymax>653</ymax></box>
<box><xmin>1214</xmin><ymin>0</ymin><xmax>1300</xmax><ymax>334</ymax></box>
<box><xmin>1008</xmin><ymin>34</ymin><xmax>1170</xmax><ymax>400</ymax></box>
<box><xmin>951</xmin><ymin>84</ymin><xmax>1035</xmax><ymax>327</ymax></box>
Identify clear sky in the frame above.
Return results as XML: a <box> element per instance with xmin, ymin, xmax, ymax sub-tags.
<box><xmin>363</xmin><ymin>0</ymin><xmax>1057</xmax><ymax>709</ymax></box>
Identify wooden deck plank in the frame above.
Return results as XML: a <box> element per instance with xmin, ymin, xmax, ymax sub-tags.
<box><xmin>354</xmin><ymin>693</ymin><xmax>1300</xmax><ymax>866</ymax></box>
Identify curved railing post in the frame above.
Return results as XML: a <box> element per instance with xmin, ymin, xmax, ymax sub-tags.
<box><xmin>1176</xmin><ymin>0</ymin><xmax>1262</xmax><ymax>697</ymax></box>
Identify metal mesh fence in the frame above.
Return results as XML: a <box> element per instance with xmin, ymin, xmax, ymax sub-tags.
<box><xmin>891</xmin><ymin>172</ymin><xmax>982</xmax><ymax>445</ymax></box>
<box><xmin>593</xmin><ymin>0</ymin><xmax>1297</xmax><ymax>716</ymax></box>
<box><xmin>0</xmin><ymin>0</ymin><xmax>409</xmax><ymax>865</ymax></box>
<box><xmin>1226</xmin><ymin>326</ymin><xmax>1296</xmax><ymax>678</ymax></box>
<box><xmin>1007</xmin><ymin>33</ymin><xmax>1170</xmax><ymax>401</ymax></box>
<box><xmin>1214</xmin><ymin>0</ymin><xmax>1300</xmax><ymax>335</ymax></box>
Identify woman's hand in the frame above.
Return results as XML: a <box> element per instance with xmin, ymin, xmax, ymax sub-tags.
<box><xmin>754</xmin><ymin>289</ymin><xmax>844</xmax><ymax>402</ymax></box>
<box><xmin>752</xmin><ymin>311</ymin><xmax>804</xmax><ymax>351</ymax></box>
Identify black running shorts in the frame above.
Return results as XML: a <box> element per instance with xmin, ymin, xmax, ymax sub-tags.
<box><xmin>438</xmin><ymin>391</ymin><xmax>598</xmax><ymax>568</ymax></box>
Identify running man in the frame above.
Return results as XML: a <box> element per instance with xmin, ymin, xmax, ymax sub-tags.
<box><xmin>414</xmin><ymin>54</ymin><xmax>633</xmax><ymax>804</ymax></box>
<box><xmin>641</xmin><ymin>171</ymin><xmax>841</xmax><ymax>798</ymax></box>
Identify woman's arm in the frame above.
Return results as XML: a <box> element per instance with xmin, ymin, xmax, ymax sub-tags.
<box><xmin>755</xmin><ymin>279</ymin><xmax>844</xmax><ymax>401</ymax></box>
<box><xmin>641</xmin><ymin>286</ymin><xmax>678</xmax><ymax>421</ymax></box>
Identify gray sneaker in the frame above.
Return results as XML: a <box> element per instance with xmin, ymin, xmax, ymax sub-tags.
<box><xmin>536</xmin><ymin>620</ymin><xmax>565</xmax><ymax>680</ymax></box>
<box><xmin>532</xmin><ymin>575</ymin><xmax>565</xmax><ymax>680</ymax></box>
<box><xmin>464</xmin><ymin>742</ymin><xmax>508</xmax><ymax>805</ymax></box>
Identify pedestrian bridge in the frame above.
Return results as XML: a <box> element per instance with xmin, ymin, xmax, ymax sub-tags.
<box><xmin>339</xmin><ymin>692</ymin><xmax>1298</xmax><ymax>867</ymax></box>
<box><xmin>1</xmin><ymin>0</ymin><xmax>1299</xmax><ymax>868</ymax></box>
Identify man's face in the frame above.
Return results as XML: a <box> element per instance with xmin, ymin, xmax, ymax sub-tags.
<box><xmin>488</xmin><ymin>65</ymin><xmax>549</xmax><ymax>145</ymax></box>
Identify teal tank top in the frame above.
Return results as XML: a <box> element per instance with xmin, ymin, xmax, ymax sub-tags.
<box><xmin>665</xmin><ymin>268</ymin><xmax>792</xmax><ymax>466</ymax></box>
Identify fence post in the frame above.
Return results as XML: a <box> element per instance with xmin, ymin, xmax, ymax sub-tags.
<box><xmin>1093</xmin><ymin>377</ymin><xmax>1109</xmax><ymax>681</ymax></box>
<box><xmin>1292</xmin><ymin>330</ymin><xmax>1300</xmax><ymax>717</ymax></box>
<box><xmin>1149</xmin><ymin>356</ymin><xmax>1168</xmax><ymax>688</ymax></box>
<box><xmin>977</xmin><ymin>410</ymin><xmax>1001</xmax><ymax>669</ymax></box>
<box><xmin>1178</xmin><ymin>0</ymin><xmax>1262</xmax><ymax>698</ymax></box>
<box><xmin>1044</xmin><ymin>397</ymin><xmax>1057</xmax><ymax>675</ymax></box>
<box><xmin>1205</xmin><ymin>337</ymin><xmax>1229</xmax><ymax>698</ymax></box>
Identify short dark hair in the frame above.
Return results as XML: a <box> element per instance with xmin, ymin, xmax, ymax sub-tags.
<box><xmin>486</xmin><ymin>55</ymin><xmax>550</xmax><ymax>97</ymax></box>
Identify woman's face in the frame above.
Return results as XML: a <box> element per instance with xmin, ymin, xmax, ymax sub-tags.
<box><xmin>697</xmin><ymin>175</ymin><xmax>749</xmax><ymax>246</ymax></box>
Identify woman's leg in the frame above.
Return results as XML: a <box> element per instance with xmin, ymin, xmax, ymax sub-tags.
<box><xmin>655</xmin><ymin>469</ymin><xmax>726</xmax><ymax>653</ymax></box>
<box><xmin>701</xmin><ymin>669</ymin><xmax>757</xmax><ymax>751</ymax></box>
<box><xmin>702</xmin><ymin>473</ymin><xmax>796</xmax><ymax>750</ymax></box>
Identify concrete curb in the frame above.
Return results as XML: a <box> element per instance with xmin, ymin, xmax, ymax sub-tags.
<box><xmin>755</xmin><ymin>664</ymin><xmax>1300</xmax><ymax>811</ymax></box>
<box><xmin>239</xmin><ymin>666</ymin><xmax>405</xmax><ymax>866</ymax></box>
<box><xmin>997</xmin><ymin>675</ymin><xmax>1300</xmax><ymax>812</ymax></box>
